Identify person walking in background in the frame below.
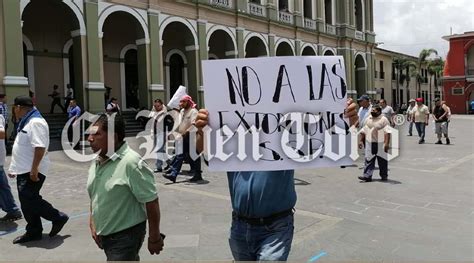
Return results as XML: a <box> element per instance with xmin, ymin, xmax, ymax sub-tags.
<box><xmin>104</xmin><ymin>86</ymin><xmax>112</xmax><ymax>108</ymax></box>
<box><xmin>356</xmin><ymin>95</ymin><xmax>372</xmax><ymax>128</ymax></box>
<box><xmin>150</xmin><ymin>99</ymin><xmax>174</xmax><ymax>173</ymax></box>
<box><xmin>412</xmin><ymin>98</ymin><xmax>430</xmax><ymax>144</ymax></box>
<box><xmin>66</xmin><ymin>99</ymin><xmax>82</xmax><ymax>149</ymax></box>
<box><xmin>0</xmin><ymin>94</ymin><xmax>8</xmax><ymax>131</ymax></box>
<box><xmin>163</xmin><ymin>95</ymin><xmax>202</xmax><ymax>183</ymax></box>
<box><xmin>380</xmin><ymin>99</ymin><xmax>395</xmax><ymax>126</ymax></box>
<box><xmin>358</xmin><ymin>105</ymin><xmax>392</xmax><ymax>182</ymax></box>
<box><xmin>64</xmin><ymin>84</ymin><xmax>74</xmax><ymax>110</ymax></box>
<box><xmin>406</xmin><ymin>99</ymin><xmax>416</xmax><ymax>136</ymax></box>
<box><xmin>87</xmin><ymin>114</ymin><xmax>164</xmax><ymax>260</ymax></box>
<box><xmin>0</xmin><ymin>112</ymin><xmax>22</xmax><ymax>222</ymax></box>
<box><xmin>8</xmin><ymin>96</ymin><xmax>69</xmax><ymax>244</ymax></box>
<box><xmin>432</xmin><ymin>98</ymin><xmax>450</xmax><ymax>145</ymax></box>
<box><xmin>49</xmin><ymin>84</ymin><xmax>66</xmax><ymax>114</ymax></box>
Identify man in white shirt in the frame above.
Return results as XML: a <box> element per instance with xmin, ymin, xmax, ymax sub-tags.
<box><xmin>379</xmin><ymin>99</ymin><xmax>395</xmax><ymax>126</ymax></box>
<box><xmin>356</xmin><ymin>95</ymin><xmax>372</xmax><ymax>128</ymax></box>
<box><xmin>0</xmin><ymin>114</ymin><xmax>22</xmax><ymax>222</ymax></box>
<box><xmin>8</xmin><ymin>96</ymin><xmax>69</xmax><ymax>244</ymax></box>
<box><xmin>163</xmin><ymin>95</ymin><xmax>201</xmax><ymax>183</ymax></box>
<box><xmin>412</xmin><ymin>98</ymin><xmax>430</xmax><ymax>144</ymax></box>
<box><xmin>406</xmin><ymin>99</ymin><xmax>416</xmax><ymax>136</ymax></box>
<box><xmin>358</xmin><ymin>105</ymin><xmax>392</xmax><ymax>182</ymax></box>
<box><xmin>150</xmin><ymin>99</ymin><xmax>174</xmax><ymax>172</ymax></box>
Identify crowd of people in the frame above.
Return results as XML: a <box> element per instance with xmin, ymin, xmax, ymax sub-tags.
<box><xmin>0</xmin><ymin>88</ymin><xmax>455</xmax><ymax>261</ymax></box>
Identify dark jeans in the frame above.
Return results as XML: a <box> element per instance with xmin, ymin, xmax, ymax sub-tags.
<box><xmin>16</xmin><ymin>173</ymin><xmax>63</xmax><ymax>236</ymax></box>
<box><xmin>363</xmin><ymin>142</ymin><xmax>388</xmax><ymax>178</ymax></box>
<box><xmin>169</xmin><ymin>135</ymin><xmax>201</xmax><ymax>177</ymax></box>
<box><xmin>0</xmin><ymin>166</ymin><xmax>20</xmax><ymax>214</ymax></box>
<box><xmin>50</xmin><ymin>98</ymin><xmax>65</xmax><ymax>113</ymax></box>
<box><xmin>415</xmin><ymin>122</ymin><xmax>426</xmax><ymax>141</ymax></box>
<box><xmin>101</xmin><ymin>221</ymin><xmax>146</xmax><ymax>261</ymax></box>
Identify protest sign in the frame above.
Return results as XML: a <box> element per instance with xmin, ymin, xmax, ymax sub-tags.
<box><xmin>202</xmin><ymin>56</ymin><xmax>353</xmax><ymax>171</ymax></box>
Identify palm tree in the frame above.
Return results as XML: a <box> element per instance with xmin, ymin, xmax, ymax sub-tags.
<box><xmin>393</xmin><ymin>57</ymin><xmax>417</xmax><ymax>108</ymax></box>
<box><xmin>427</xmin><ymin>57</ymin><xmax>444</xmax><ymax>106</ymax></box>
<box><xmin>417</xmin><ymin>48</ymin><xmax>438</xmax><ymax>97</ymax></box>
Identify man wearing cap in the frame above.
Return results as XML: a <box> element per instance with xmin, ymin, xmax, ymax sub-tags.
<box><xmin>8</xmin><ymin>96</ymin><xmax>69</xmax><ymax>244</ymax></box>
<box><xmin>163</xmin><ymin>95</ymin><xmax>202</xmax><ymax>183</ymax></box>
<box><xmin>412</xmin><ymin>98</ymin><xmax>430</xmax><ymax>144</ymax></box>
<box><xmin>406</xmin><ymin>99</ymin><xmax>416</xmax><ymax>136</ymax></box>
<box><xmin>432</xmin><ymin>98</ymin><xmax>450</xmax><ymax>145</ymax></box>
<box><xmin>106</xmin><ymin>98</ymin><xmax>121</xmax><ymax>114</ymax></box>
<box><xmin>356</xmin><ymin>95</ymin><xmax>372</xmax><ymax>128</ymax></box>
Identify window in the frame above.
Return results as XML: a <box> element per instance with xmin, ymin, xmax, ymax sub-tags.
<box><xmin>325</xmin><ymin>0</ymin><xmax>333</xmax><ymax>24</ymax></box>
<box><xmin>381</xmin><ymin>88</ymin><xmax>385</xmax><ymax>99</ymax></box>
<box><xmin>392</xmin><ymin>64</ymin><xmax>396</xmax><ymax>80</ymax></box>
<box><xmin>279</xmin><ymin>0</ymin><xmax>289</xmax><ymax>11</ymax></box>
<box><xmin>380</xmin><ymin>61</ymin><xmax>385</xmax><ymax>79</ymax></box>
<box><xmin>304</xmin><ymin>0</ymin><xmax>312</xmax><ymax>18</ymax></box>
<box><xmin>452</xmin><ymin>87</ymin><xmax>464</xmax><ymax>95</ymax></box>
<box><xmin>354</xmin><ymin>0</ymin><xmax>363</xmax><ymax>31</ymax></box>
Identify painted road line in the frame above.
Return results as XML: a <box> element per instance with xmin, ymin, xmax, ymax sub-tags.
<box><xmin>308</xmin><ymin>251</ymin><xmax>327</xmax><ymax>262</ymax></box>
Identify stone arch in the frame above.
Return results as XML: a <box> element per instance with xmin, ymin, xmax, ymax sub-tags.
<box><xmin>323</xmin><ymin>47</ymin><xmax>336</xmax><ymax>55</ymax></box>
<box><xmin>354</xmin><ymin>52</ymin><xmax>367</xmax><ymax>69</ymax></box>
<box><xmin>244</xmin><ymin>32</ymin><xmax>269</xmax><ymax>55</ymax></box>
<box><xmin>159</xmin><ymin>16</ymin><xmax>198</xmax><ymax>46</ymax></box>
<box><xmin>165</xmin><ymin>49</ymin><xmax>189</xmax><ymax>101</ymax></box>
<box><xmin>301</xmin><ymin>43</ymin><xmax>317</xmax><ymax>55</ymax></box>
<box><xmin>21</xmin><ymin>0</ymin><xmax>86</xmax><ymax>35</ymax></box>
<box><xmin>206</xmin><ymin>25</ymin><xmax>236</xmax><ymax>52</ymax></box>
<box><xmin>23</xmin><ymin>34</ymin><xmax>35</xmax><ymax>92</ymax></box>
<box><xmin>62</xmin><ymin>39</ymin><xmax>74</xmax><ymax>96</ymax></box>
<box><xmin>98</xmin><ymin>4</ymin><xmax>149</xmax><ymax>42</ymax></box>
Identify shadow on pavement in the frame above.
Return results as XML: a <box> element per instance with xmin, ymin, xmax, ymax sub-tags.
<box><xmin>0</xmin><ymin>221</ymin><xmax>19</xmax><ymax>233</ymax></box>
<box><xmin>19</xmin><ymin>234</ymin><xmax>71</xmax><ymax>249</ymax></box>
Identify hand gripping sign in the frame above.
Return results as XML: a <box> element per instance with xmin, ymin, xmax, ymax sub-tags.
<box><xmin>202</xmin><ymin>56</ymin><xmax>354</xmax><ymax>172</ymax></box>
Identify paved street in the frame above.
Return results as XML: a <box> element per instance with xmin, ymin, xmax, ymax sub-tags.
<box><xmin>0</xmin><ymin>115</ymin><xmax>473</xmax><ymax>261</ymax></box>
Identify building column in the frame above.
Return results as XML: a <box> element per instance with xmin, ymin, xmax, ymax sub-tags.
<box><xmin>148</xmin><ymin>9</ymin><xmax>165</xmax><ymax>103</ymax></box>
<box><xmin>315</xmin><ymin>0</ymin><xmax>325</xmax><ymax>32</ymax></box>
<box><xmin>2</xmin><ymin>0</ymin><xmax>29</xmax><ymax>101</ymax></box>
<box><xmin>294</xmin><ymin>0</ymin><xmax>303</xmax><ymax>28</ymax></box>
<box><xmin>366</xmin><ymin>51</ymin><xmax>374</xmax><ymax>91</ymax></box>
<box><xmin>236</xmin><ymin>27</ymin><xmax>245</xmax><ymax>58</ymax></box>
<box><xmin>71</xmin><ymin>32</ymin><xmax>86</xmax><ymax>108</ymax></box>
<box><xmin>295</xmin><ymin>39</ymin><xmax>302</xmax><ymax>56</ymax></box>
<box><xmin>267</xmin><ymin>0</ymin><xmax>278</xmax><ymax>21</ymax></box>
<box><xmin>268</xmin><ymin>34</ymin><xmax>276</xmax><ymax>57</ymax></box>
<box><xmin>197</xmin><ymin>20</ymin><xmax>207</xmax><ymax>106</ymax></box>
<box><xmin>186</xmin><ymin>46</ymin><xmax>200</xmax><ymax>107</ymax></box>
<box><xmin>338</xmin><ymin>48</ymin><xmax>355</xmax><ymax>98</ymax></box>
<box><xmin>84</xmin><ymin>0</ymin><xmax>105</xmax><ymax>113</ymax></box>
<box><xmin>137</xmin><ymin>40</ymin><xmax>150</xmax><ymax>108</ymax></box>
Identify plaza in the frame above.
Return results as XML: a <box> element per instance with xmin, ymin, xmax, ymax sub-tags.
<box><xmin>0</xmin><ymin>115</ymin><xmax>472</xmax><ymax>261</ymax></box>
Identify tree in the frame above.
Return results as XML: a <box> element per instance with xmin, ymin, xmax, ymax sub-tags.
<box><xmin>417</xmin><ymin>48</ymin><xmax>438</xmax><ymax>97</ymax></box>
<box><xmin>393</xmin><ymin>57</ymin><xmax>417</xmax><ymax>107</ymax></box>
<box><xmin>427</xmin><ymin>57</ymin><xmax>444</xmax><ymax>107</ymax></box>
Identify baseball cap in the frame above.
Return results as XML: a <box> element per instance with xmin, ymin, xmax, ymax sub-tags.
<box><xmin>14</xmin><ymin>96</ymin><xmax>34</xmax><ymax>107</ymax></box>
<box><xmin>415</xmin><ymin>98</ymin><xmax>423</xmax><ymax>103</ymax></box>
<box><xmin>357</xmin><ymin>95</ymin><xmax>370</xmax><ymax>101</ymax></box>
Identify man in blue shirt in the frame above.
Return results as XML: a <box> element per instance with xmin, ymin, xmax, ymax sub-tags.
<box><xmin>356</xmin><ymin>95</ymin><xmax>372</xmax><ymax>128</ymax></box>
<box><xmin>66</xmin><ymin>99</ymin><xmax>81</xmax><ymax>149</ymax></box>
<box><xmin>193</xmin><ymin>99</ymin><xmax>358</xmax><ymax>260</ymax></box>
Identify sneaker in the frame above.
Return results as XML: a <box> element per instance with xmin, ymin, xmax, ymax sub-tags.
<box><xmin>446</xmin><ymin>138</ymin><xmax>450</xmax><ymax>145</ymax></box>
<box><xmin>189</xmin><ymin>174</ymin><xmax>203</xmax><ymax>182</ymax></box>
<box><xmin>435</xmin><ymin>140</ymin><xmax>442</xmax><ymax>145</ymax></box>
<box><xmin>0</xmin><ymin>211</ymin><xmax>22</xmax><ymax>222</ymax></box>
<box><xmin>49</xmin><ymin>213</ymin><xmax>69</xmax><ymax>237</ymax></box>
<box><xmin>407</xmin><ymin>134</ymin><xmax>412</xmax><ymax>136</ymax></box>
<box><xmin>358</xmin><ymin>176</ymin><xmax>372</xmax><ymax>182</ymax></box>
<box><xmin>153</xmin><ymin>168</ymin><xmax>163</xmax><ymax>173</ymax></box>
<box><xmin>162</xmin><ymin>174</ymin><xmax>176</xmax><ymax>183</ymax></box>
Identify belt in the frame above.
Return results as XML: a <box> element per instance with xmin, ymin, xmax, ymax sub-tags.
<box><xmin>232</xmin><ymin>208</ymin><xmax>294</xmax><ymax>226</ymax></box>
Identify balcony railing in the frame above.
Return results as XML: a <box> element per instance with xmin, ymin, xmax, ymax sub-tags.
<box><xmin>304</xmin><ymin>18</ymin><xmax>316</xmax><ymax>30</ymax></box>
<box><xmin>326</xmin><ymin>24</ymin><xmax>336</xmax><ymax>35</ymax></box>
<box><xmin>209</xmin><ymin>0</ymin><xmax>232</xmax><ymax>8</ymax></box>
<box><xmin>355</xmin><ymin>30</ymin><xmax>365</xmax><ymax>40</ymax></box>
<box><xmin>278</xmin><ymin>11</ymin><xmax>293</xmax><ymax>24</ymax></box>
<box><xmin>248</xmin><ymin>2</ymin><xmax>266</xmax><ymax>17</ymax></box>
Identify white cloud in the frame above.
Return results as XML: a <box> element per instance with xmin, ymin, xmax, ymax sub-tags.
<box><xmin>374</xmin><ymin>0</ymin><xmax>474</xmax><ymax>58</ymax></box>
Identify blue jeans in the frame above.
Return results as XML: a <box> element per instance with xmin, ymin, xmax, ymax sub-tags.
<box><xmin>155</xmin><ymin>135</ymin><xmax>165</xmax><ymax>170</ymax></box>
<box><xmin>0</xmin><ymin>166</ymin><xmax>20</xmax><ymax>214</ymax></box>
<box><xmin>415</xmin><ymin>122</ymin><xmax>426</xmax><ymax>141</ymax></box>
<box><xmin>408</xmin><ymin>121</ymin><xmax>414</xmax><ymax>135</ymax></box>
<box><xmin>229</xmin><ymin>214</ymin><xmax>294</xmax><ymax>261</ymax></box>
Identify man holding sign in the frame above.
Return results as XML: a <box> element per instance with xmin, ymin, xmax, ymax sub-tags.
<box><xmin>198</xmin><ymin>56</ymin><xmax>358</xmax><ymax>260</ymax></box>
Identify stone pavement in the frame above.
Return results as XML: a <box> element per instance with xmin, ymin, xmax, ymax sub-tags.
<box><xmin>0</xmin><ymin>115</ymin><xmax>473</xmax><ymax>261</ymax></box>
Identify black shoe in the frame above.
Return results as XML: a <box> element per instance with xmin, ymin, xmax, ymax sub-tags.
<box><xmin>49</xmin><ymin>214</ymin><xmax>69</xmax><ymax>237</ymax></box>
<box><xmin>162</xmin><ymin>174</ymin><xmax>176</xmax><ymax>183</ymax></box>
<box><xmin>380</xmin><ymin>176</ymin><xmax>388</xmax><ymax>181</ymax></box>
<box><xmin>13</xmin><ymin>233</ymin><xmax>42</xmax><ymax>244</ymax></box>
<box><xmin>0</xmin><ymin>211</ymin><xmax>22</xmax><ymax>222</ymax></box>
<box><xmin>189</xmin><ymin>174</ymin><xmax>203</xmax><ymax>182</ymax></box>
<box><xmin>446</xmin><ymin>138</ymin><xmax>450</xmax><ymax>145</ymax></box>
<box><xmin>164</xmin><ymin>169</ymin><xmax>172</xmax><ymax>175</ymax></box>
<box><xmin>358</xmin><ymin>176</ymin><xmax>372</xmax><ymax>182</ymax></box>
<box><xmin>418</xmin><ymin>140</ymin><xmax>425</xmax><ymax>144</ymax></box>
<box><xmin>154</xmin><ymin>168</ymin><xmax>163</xmax><ymax>173</ymax></box>
<box><xmin>435</xmin><ymin>140</ymin><xmax>442</xmax><ymax>144</ymax></box>
<box><xmin>407</xmin><ymin>134</ymin><xmax>412</xmax><ymax>136</ymax></box>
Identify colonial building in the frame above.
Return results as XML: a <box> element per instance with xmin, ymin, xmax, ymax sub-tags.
<box><xmin>1</xmin><ymin>0</ymin><xmax>377</xmax><ymax>115</ymax></box>
<box><xmin>442</xmin><ymin>31</ymin><xmax>474</xmax><ymax>114</ymax></box>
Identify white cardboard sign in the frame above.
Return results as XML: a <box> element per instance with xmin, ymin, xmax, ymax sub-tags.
<box><xmin>202</xmin><ymin>56</ymin><xmax>353</xmax><ymax>172</ymax></box>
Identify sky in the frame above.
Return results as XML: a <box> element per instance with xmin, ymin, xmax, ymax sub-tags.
<box><xmin>373</xmin><ymin>0</ymin><xmax>474</xmax><ymax>58</ymax></box>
